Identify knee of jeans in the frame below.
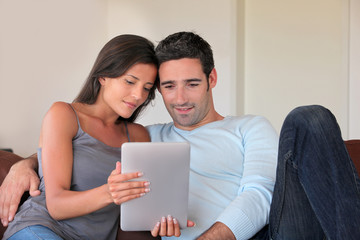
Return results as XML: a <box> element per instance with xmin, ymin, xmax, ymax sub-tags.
<box><xmin>284</xmin><ymin>105</ymin><xmax>335</xmax><ymax>131</ymax></box>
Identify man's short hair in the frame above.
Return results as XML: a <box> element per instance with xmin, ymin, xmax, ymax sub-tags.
<box><xmin>155</xmin><ymin>31</ymin><xmax>215</xmax><ymax>78</ymax></box>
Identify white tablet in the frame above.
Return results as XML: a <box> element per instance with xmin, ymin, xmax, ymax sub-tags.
<box><xmin>120</xmin><ymin>142</ymin><xmax>190</xmax><ymax>231</ymax></box>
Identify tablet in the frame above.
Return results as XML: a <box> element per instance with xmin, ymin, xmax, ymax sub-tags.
<box><xmin>120</xmin><ymin>142</ymin><xmax>190</xmax><ymax>231</ymax></box>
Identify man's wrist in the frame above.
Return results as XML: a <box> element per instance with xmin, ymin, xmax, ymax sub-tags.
<box><xmin>11</xmin><ymin>153</ymin><xmax>38</xmax><ymax>172</ymax></box>
<box><xmin>197</xmin><ymin>222</ymin><xmax>235</xmax><ymax>240</ymax></box>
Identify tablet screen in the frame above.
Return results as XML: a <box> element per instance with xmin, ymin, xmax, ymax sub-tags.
<box><xmin>120</xmin><ymin>142</ymin><xmax>190</xmax><ymax>231</ymax></box>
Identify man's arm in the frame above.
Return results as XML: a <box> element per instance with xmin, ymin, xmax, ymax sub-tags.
<box><xmin>197</xmin><ymin>222</ymin><xmax>235</xmax><ymax>240</ymax></box>
<box><xmin>0</xmin><ymin>153</ymin><xmax>40</xmax><ymax>227</ymax></box>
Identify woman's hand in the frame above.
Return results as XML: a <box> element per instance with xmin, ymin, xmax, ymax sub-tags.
<box><xmin>151</xmin><ymin>216</ymin><xmax>195</xmax><ymax>237</ymax></box>
<box><xmin>107</xmin><ymin>161</ymin><xmax>150</xmax><ymax>204</ymax></box>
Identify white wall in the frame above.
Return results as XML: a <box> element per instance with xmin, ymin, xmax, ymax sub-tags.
<box><xmin>0</xmin><ymin>0</ymin><xmax>108</xmax><ymax>156</ymax></box>
<box><xmin>0</xmin><ymin>0</ymin><xmax>357</xmax><ymax>157</ymax></box>
<box><xmin>106</xmin><ymin>0</ymin><xmax>238</xmax><ymax>126</ymax></box>
<box><xmin>243</xmin><ymin>0</ymin><xmax>350</xmax><ymax>137</ymax></box>
<box><xmin>349</xmin><ymin>0</ymin><xmax>360</xmax><ymax>139</ymax></box>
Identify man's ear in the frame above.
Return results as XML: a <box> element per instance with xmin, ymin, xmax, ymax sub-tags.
<box><xmin>209</xmin><ymin>68</ymin><xmax>217</xmax><ymax>89</ymax></box>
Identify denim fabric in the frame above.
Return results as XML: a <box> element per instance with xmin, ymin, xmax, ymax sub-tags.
<box><xmin>252</xmin><ymin>105</ymin><xmax>360</xmax><ymax>240</ymax></box>
<box><xmin>270</xmin><ymin>105</ymin><xmax>360</xmax><ymax>240</ymax></box>
<box><xmin>7</xmin><ymin>225</ymin><xmax>63</xmax><ymax>240</ymax></box>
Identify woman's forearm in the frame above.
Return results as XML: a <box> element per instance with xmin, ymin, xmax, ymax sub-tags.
<box><xmin>46</xmin><ymin>184</ymin><xmax>113</xmax><ymax>220</ymax></box>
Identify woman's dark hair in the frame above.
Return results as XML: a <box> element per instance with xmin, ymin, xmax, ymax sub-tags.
<box><xmin>74</xmin><ymin>34</ymin><xmax>159</xmax><ymax>123</ymax></box>
<box><xmin>155</xmin><ymin>31</ymin><xmax>214</xmax><ymax>89</ymax></box>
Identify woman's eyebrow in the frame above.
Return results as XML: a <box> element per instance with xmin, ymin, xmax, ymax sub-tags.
<box><xmin>125</xmin><ymin>74</ymin><xmax>139</xmax><ymax>80</ymax></box>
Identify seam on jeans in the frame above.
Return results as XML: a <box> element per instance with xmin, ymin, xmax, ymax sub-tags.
<box><xmin>27</xmin><ymin>226</ymin><xmax>42</xmax><ymax>240</ymax></box>
<box><xmin>270</xmin><ymin>150</ymin><xmax>293</xmax><ymax>238</ymax></box>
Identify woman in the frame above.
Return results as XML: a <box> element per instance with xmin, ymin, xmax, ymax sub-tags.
<box><xmin>4</xmin><ymin>34</ymin><xmax>161</xmax><ymax>239</ymax></box>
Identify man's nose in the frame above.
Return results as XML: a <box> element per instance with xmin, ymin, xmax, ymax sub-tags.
<box><xmin>175</xmin><ymin>87</ymin><xmax>187</xmax><ymax>104</ymax></box>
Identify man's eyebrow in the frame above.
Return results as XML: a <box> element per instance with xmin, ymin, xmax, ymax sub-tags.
<box><xmin>160</xmin><ymin>78</ymin><xmax>201</xmax><ymax>86</ymax></box>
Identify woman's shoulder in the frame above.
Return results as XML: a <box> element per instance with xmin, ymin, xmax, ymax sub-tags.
<box><xmin>125</xmin><ymin>122</ymin><xmax>150</xmax><ymax>142</ymax></box>
<box><xmin>43</xmin><ymin>101</ymin><xmax>78</xmax><ymax>132</ymax></box>
<box><xmin>47</xmin><ymin>101</ymin><xmax>73</xmax><ymax>113</ymax></box>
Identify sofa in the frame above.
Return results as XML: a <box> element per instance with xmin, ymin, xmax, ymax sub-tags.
<box><xmin>1</xmin><ymin>140</ymin><xmax>360</xmax><ymax>239</ymax></box>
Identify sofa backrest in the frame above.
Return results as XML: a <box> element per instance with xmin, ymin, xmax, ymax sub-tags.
<box><xmin>345</xmin><ymin>140</ymin><xmax>360</xmax><ymax>176</ymax></box>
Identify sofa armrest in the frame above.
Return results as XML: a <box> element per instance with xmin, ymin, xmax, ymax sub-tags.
<box><xmin>345</xmin><ymin>140</ymin><xmax>360</xmax><ymax>176</ymax></box>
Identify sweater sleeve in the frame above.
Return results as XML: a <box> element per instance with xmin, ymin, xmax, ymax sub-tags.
<box><xmin>216</xmin><ymin>116</ymin><xmax>279</xmax><ymax>240</ymax></box>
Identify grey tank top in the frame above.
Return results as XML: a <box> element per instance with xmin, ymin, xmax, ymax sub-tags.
<box><xmin>3</xmin><ymin>106</ymin><xmax>130</xmax><ymax>240</ymax></box>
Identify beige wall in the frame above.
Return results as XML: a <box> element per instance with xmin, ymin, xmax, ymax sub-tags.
<box><xmin>0</xmin><ymin>0</ymin><xmax>357</xmax><ymax>157</ymax></box>
<box><xmin>0</xmin><ymin>0</ymin><xmax>108</xmax><ymax>156</ymax></box>
<box><xmin>106</xmin><ymin>0</ymin><xmax>238</xmax><ymax>126</ymax></box>
<box><xmin>349</xmin><ymin>0</ymin><xmax>360</xmax><ymax>139</ymax></box>
<box><xmin>243</xmin><ymin>0</ymin><xmax>349</xmax><ymax>136</ymax></box>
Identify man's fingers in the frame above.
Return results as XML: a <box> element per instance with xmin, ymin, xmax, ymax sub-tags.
<box><xmin>187</xmin><ymin>220</ymin><xmax>195</xmax><ymax>227</ymax></box>
<box><xmin>29</xmin><ymin>177</ymin><xmax>41</xmax><ymax>197</ymax></box>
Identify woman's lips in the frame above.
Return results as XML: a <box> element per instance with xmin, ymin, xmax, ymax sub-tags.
<box><xmin>125</xmin><ymin>101</ymin><xmax>137</xmax><ymax>110</ymax></box>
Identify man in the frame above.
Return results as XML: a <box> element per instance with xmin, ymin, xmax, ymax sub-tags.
<box><xmin>1</xmin><ymin>32</ymin><xmax>360</xmax><ymax>239</ymax></box>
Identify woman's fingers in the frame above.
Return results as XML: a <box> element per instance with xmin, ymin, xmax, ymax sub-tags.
<box><xmin>173</xmin><ymin>218</ymin><xmax>181</xmax><ymax>237</ymax></box>
<box><xmin>151</xmin><ymin>221</ymin><xmax>161</xmax><ymax>237</ymax></box>
<box><xmin>166</xmin><ymin>215</ymin><xmax>174</xmax><ymax>236</ymax></box>
<box><xmin>151</xmin><ymin>215</ymin><xmax>181</xmax><ymax>237</ymax></box>
<box><xmin>159</xmin><ymin>216</ymin><xmax>167</xmax><ymax>236</ymax></box>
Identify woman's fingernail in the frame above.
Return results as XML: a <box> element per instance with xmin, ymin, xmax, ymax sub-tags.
<box><xmin>138</xmin><ymin>172</ymin><xmax>143</xmax><ymax>177</ymax></box>
<box><xmin>167</xmin><ymin>215</ymin><xmax>172</xmax><ymax>221</ymax></box>
<box><xmin>161</xmin><ymin>216</ymin><xmax>166</xmax><ymax>222</ymax></box>
<box><xmin>144</xmin><ymin>181</ymin><xmax>150</xmax><ymax>186</ymax></box>
<box><xmin>173</xmin><ymin>218</ymin><xmax>178</xmax><ymax>224</ymax></box>
<box><xmin>145</xmin><ymin>188</ymin><xmax>150</xmax><ymax>193</ymax></box>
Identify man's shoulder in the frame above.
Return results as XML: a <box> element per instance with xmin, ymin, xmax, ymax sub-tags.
<box><xmin>223</xmin><ymin>115</ymin><xmax>271</xmax><ymax>127</ymax></box>
<box><xmin>146</xmin><ymin>122</ymin><xmax>174</xmax><ymax>139</ymax></box>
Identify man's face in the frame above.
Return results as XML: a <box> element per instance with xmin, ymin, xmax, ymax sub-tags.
<box><xmin>158</xmin><ymin>58</ymin><xmax>216</xmax><ymax>130</ymax></box>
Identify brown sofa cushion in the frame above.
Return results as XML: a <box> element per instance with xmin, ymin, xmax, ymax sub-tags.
<box><xmin>345</xmin><ymin>140</ymin><xmax>360</xmax><ymax>176</ymax></box>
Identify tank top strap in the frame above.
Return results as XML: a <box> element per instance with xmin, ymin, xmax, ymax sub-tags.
<box><xmin>68</xmin><ymin>103</ymin><xmax>81</xmax><ymax>129</ymax></box>
<box><xmin>123</xmin><ymin>121</ymin><xmax>131</xmax><ymax>142</ymax></box>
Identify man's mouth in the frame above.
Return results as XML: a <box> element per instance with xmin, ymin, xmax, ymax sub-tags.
<box><xmin>174</xmin><ymin>106</ymin><xmax>193</xmax><ymax>114</ymax></box>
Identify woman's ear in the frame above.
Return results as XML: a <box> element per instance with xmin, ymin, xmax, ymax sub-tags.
<box><xmin>99</xmin><ymin>77</ymin><xmax>106</xmax><ymax>85</ymax></box>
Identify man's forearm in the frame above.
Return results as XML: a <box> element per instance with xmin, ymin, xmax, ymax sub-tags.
<box><xmin>197</xmin><ymin>222</ymin><xmax>235</xmax><ymax>240</ymax></box>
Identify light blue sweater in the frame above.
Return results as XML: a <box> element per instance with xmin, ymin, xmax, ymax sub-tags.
<box><xmin>147</xmin><ymin>115</ymin><xmax>278</xmax><ymax>240</ymax></box>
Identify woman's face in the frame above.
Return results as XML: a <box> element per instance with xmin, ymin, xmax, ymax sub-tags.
<box><xmin>99</xmin><ymin>63</ymin><xmax>157</xmax><ymax>119</ymax></box>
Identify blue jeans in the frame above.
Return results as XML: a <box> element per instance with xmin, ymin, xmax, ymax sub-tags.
<box><xmin>8</xmin><ymin>225</ymin><xmax>63</xmax><ymax>240</ymax></box>
<box><xmin>252</xmin><ymin>105</ymin><xmax>360</xmax><ymax>240</ymax></box>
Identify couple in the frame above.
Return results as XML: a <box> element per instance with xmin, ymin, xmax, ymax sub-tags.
<box><xmin>1</xmin><ymin>31</ymin><xmax>360</xmax><ymax>240</ymax></box>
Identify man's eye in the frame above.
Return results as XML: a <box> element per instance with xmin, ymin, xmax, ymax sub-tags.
<box><xmin>188</xmin><ymin>83</ymin><xmax>199</xmax><ymax>87</ymax></box>
<box><xmin>164</xmin><ymin>85</ymin><xmax>174</xmax><ymax>89</ymax></box>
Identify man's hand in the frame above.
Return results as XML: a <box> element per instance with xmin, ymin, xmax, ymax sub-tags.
<box><xmin>197</xmin><ymin>222</ymin><xmax>235</xmax><ymax>240</ymax></box>
<box><xmin>0</xmin><ymin>156</ymin><xmax>40</xmax><ymax>227</ymax></box>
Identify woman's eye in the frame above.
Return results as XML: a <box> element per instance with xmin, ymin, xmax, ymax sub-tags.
<box><xmin>144</xmin><ymin>87</ymin><xmax>151</xmax><ymax>92</ymax></box>
<box><xmin>125</xmin><ymin>79</ymin><xmax>134</xmax><ymax>85</ymax></box>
